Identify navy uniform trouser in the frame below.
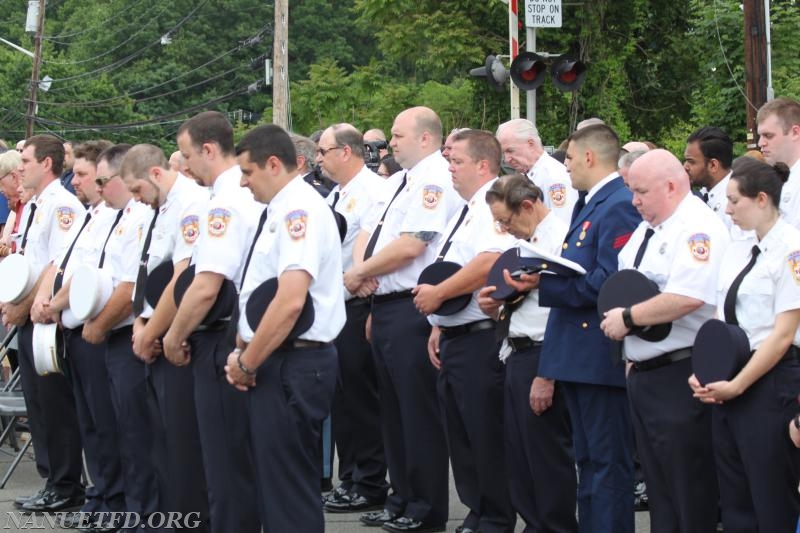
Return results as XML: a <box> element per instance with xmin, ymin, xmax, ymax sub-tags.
<box><xmin>105</xmin><ymin>326</ymin><xmax>160</xmax><ymax>521</ymax></box>
<box><xmin>331</xmin><ymin>297</ymin><xmax>388</xmax><ymax>499</ymax></box>
<box><xmin>147</xmin><ymin>354</ymin><xmax>210</xmax><ymax>532</ymax></box>
<box><xmin>64</xmin><ymin>326</ymin><xmax>125</xmax><ymax>515</ymax></box>
<box><xmin>370</xmin><ymin>296</ymin><xmax>449</xmax><ymax>525</ymax></box>
<box><xmin>713</xmin><ymin>356</ymin><xmax>800</xmax><ymax>533</ymax></box>
<box><xmin>188</xmin><ymin>329</ymin><xmax>260</xmax><ymax>533</ymax></box>
<box><xmin>627</xmin><ymin>357</ymin><xmax>718</xmax><ymax>533</ymax></box>
<box><xmin>249</xmin><ymin>345</ymin><xmax>338</xmax><ymax>533</ymax></box>
<box><xmin>504</xmin><ymin>344</ymin><xmax>577</xmax><ymax>533</ymax></box>
<box><xmin>561</xmin><ymin>379</ymin><xmax>634</xmax><ymax>533</ymax></box>
<box><xmin>437</xmin><ymin>325</ymin><xmax>514</xmax><ymax>533</ymax></box>
<box><xmin>16</xmin><ymin>321</ymin><xmax>83</xmax><ymax>497</ymax></box>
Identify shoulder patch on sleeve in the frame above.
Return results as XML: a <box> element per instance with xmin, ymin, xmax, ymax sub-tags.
<box><xmin>422</xmin><ymin>185</ymin><xmax>443</xmax><ymax>210</ymax></box>
<box><xmin>787</xmin><ymin>250</ymin><xmax>800</xmax><ymax>284</ymax></box>
<box><xmin>55</xmin><ymin>206</ymin><xmax>76</xmax><ymax>231</ymax></box>
<box><xmin>181</xmin><ymin>215</ymin><xmax>200</xmax><ymax>244</ymax></box>
<box><xmin>285</xmin><ymin>209</ymin><xmax>308</xmax><ymax>240</ymax></box>
<box><xmin>612</xmin><ymin>232</ymin><xmax>632</xmax><ymax>250</ymax></box>
<box><xmin>207</xmin><ymin>208</ymin><xmax>231</xmax><ymax>237</ymax></box>
<box><xmin>687</xmin><ymin>233</ymin><xmax>711</xmax><ymax>261</ymax></box>
<box><xmin>548</xmin><ymin>183</ymin><xmax>567</xmax><ymax>207</ymax></box>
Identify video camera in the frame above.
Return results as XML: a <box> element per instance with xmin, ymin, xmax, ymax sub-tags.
<box><xmin>364</xmin><ymin>140</ymin><xmax>388</xmax><ymax>172</ymax></box>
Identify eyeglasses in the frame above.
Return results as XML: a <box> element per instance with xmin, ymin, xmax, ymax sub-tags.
<box><xmin>316</xmin><ymin>146</ymin><xmax>342</xmax><ymax>157</ymax></box>
<box><xmin>495</xmin><ymin>209</ymin><xmax>519</xmax><ymax>229</ymax></box>
<box><xmin>95</xmin><ymin>174</ymin><xmax>119</xmax><ymax>188</ymax></box>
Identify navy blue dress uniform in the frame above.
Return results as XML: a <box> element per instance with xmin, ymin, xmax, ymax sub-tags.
<box><xmin>183</xmin><ymin>166</ymin><xmax>261</xmax><ymax>533</ymax></box>
<box><xmin>236</xmin><ymin>175</ymin><xmax>346</xmax><ymax>532</ymax></box>
<box><xmin>325</xmin><ymin>164</ymin><xmax>389</xmax><ymax>509</ymax></box>
<box><xmin>618</xmin><ymin>193</ymin><xmax>728</xmax><ymax>533</ymax></box>
<box><xmin>13</xmin><ymin>180</ymin><xmax>86</xmax><ymax>509</ymax></box>
<box><xmin>364</xmin><ymin>151</ymin><xmax>461</xmax><ymax>529</ymax></box>
<box><xmin>55</xmin><ymin>201</ymin><xmax>126</xmax><ymax>522</ymax></box>
<box><xmin>709</xmin><ymin>218</ymin><xmax>800</xmax><ymax>532</ymax></box>
<box><xmin>427</xmin><ymin>178</ymin><xmax>516</xmax><ymax>533</ymax></box>
<box><xmin>98</xmin><ymin>197</ymin><xmax>161</xmax><ymax>525</ymax></box>
<box><xmin>135</xmin><ymin>174</ymin><xmax>210</xmax><ymax>529</ymax></box>
<box><xmin>537</xmin><ymin>174</ymin><xmax>641</xmax><ymax>533</ymax></box>
<box><xmin>495</xmin><ymin>212</ymin><xmax>578</xmax><ymax>533</ymax></box>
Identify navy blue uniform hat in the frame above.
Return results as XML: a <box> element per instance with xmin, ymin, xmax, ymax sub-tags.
<box><xmin>597</xmin><ymin>269</ymin><xmax>672</xmax><ymax>342</ymax></box>
<box><xmin>487</xmin><ymin>248</ymin><xmax>526</xmax><ymax>301</ymax></box>
<box><xmin>245</xmin><ymin>277</ymin><xmax>314</xmax><ymax>339</ymax></box>
<box><xmin>692</xmin><ymin>319</ymin><xmax>751</xmax><ymax>385</ymax></box>
<box><xmin>173</xmin><ymin>264</ymin><xmax>237</xmax><ymax>325</ymax></box>
<box><xmin>416</xmin><ymin>261</ymin><xmax>471</xmax><ymax>316</ymax></box>
<box><xmin>144</xmin><ymin>261</ymin><xmax>174</xmax><ymax>309</ymax></box>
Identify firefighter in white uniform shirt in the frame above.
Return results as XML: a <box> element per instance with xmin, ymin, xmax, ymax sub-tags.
<box><xmin>226</xmin><ymin>124</ymin><xmax>345</xmax><ymax>533</ymax></box>
<box><xmin>479</xmin><ymin>173</ymin><xmax>578</xmax><ymax>533</ymax></box>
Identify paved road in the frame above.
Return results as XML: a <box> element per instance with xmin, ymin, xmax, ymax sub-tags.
<box><xmin>0</xmin><ymin>437</ymin><xmax>651</xmax><ymax>532</ymax></box>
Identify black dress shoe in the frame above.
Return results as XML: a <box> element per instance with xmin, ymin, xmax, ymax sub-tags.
<box><xmin>455</xmin><ymin>527</ymin><xmax>477</xmax><ymax>533</ymax></box>
<box><xmin>360</xmin><ymin>509</ymin><xmax>398</xmax><ymax>527</ymax></box>
<box><xmin>381</xmin><ymin>516</ymin><xmax>446</xmax><ymax>532</ymax></box>
<box><xmin>633</xmin><ymin>480</ymin><xmax>648</xmax><ymax>512</ymax></box>
<box><xmin>22</xmin><ymin>488</ymin><xmax>85</xmax><ymax>512</ymax></box>
<box><xmin>323</xmin><ymin>485</ymin><xmax>350</xmax><ymax>504</ymax></box>
<box><xmin>324</xmin><ymin>491</ymin><xmax>384</xmax><ymax>513</ymax></box>
<box><xmin>14</xmin><ymin>487</ymin><xmax>46</xmax><ymax>508</ymax></box>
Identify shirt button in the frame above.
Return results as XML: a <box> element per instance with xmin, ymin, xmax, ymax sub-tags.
<box><xmin>581</xmin><ymin>322</ymin><xmax>588</xmax><ymax>329</ymax></box>
<box><xmin>562</xmin><ymin>243</ymin><xmax>569</xmax><ymax>250</ymax></box>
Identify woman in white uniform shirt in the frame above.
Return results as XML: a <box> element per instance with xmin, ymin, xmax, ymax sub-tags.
<box><xmin>689</xmin><ymin>157</ymin><xmax>800</xmax><ymax>532</ymax></box>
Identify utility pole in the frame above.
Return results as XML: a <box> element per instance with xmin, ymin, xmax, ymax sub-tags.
<box><xmin>743</xmin><ymin>0</ymin><xmax>768</xmax><ymax>149</ymax></box>
<box><xmin>272</xmin><ymin>0</ymin><xmax>288</xmax><ymax>129</ymax></box>
<box><xmin>26</xmin><ymin>0</ymin><xmax>46</xmax><ymax>138</ymax></box>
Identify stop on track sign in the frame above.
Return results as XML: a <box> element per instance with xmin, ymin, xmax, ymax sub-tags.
<box><xmin>525</xmin><ymin>0</ymin><xmax>562</xmax><ymax>28</ymax></box>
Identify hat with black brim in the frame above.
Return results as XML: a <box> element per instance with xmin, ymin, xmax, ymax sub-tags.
<box><xmin>416</xmin><ymin>261</ymin><xmax>471</xmax><ymax>316</ymax></box>
<box><xmin>692</xmin><ymin>318</ymin><xmax>751</xmax><ymax>386</ymax></box>
<box><xmin>245</xmin><ymin>277</ymin><xmax>314</xmax><ymax>339</ymax></box>
<box><xmin>173</xmin><ymin>264</ymin><xmax>237</xmax><ymax>325</ymax></box>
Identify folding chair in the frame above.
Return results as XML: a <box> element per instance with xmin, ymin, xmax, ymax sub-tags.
<box><xmin>0</xmin><ymin>326</ymin><xmax>33</xmax><ymax>489</ymax></box>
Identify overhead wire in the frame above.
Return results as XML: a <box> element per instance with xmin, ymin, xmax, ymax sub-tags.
<box><xmin>712</xmin><ymin>0</ymin><xmax>755</xmax><ymax>111</ymax></box>
<box><xmin>42</xmin><ymin>0</ymin><xmax>152</xmax><ymax>43</ymax></box>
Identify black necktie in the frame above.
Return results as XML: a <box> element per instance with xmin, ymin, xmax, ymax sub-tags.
<box><xmin>700</xmin><ymin>190</ymin><xmax>710</xmax><ymax>204</ymax></box>
<box><xmin>496</xmin><ymin>295</ymin><xmax>525</xmax><ymax>343</ymax></box>
<box><xmin>724</xmin><ymin>245</ymin><xmax>760</xmax><ymax>326</ymax></box>
<box><xmin>570</xmin><ymin>191</ymin><xmax>587</xmax><ymax>225</ymax></box>
<box><xmin>53</xmin><ymin>211</ymin><xmax>92</xmax><ymax>294</ymax></box>
<box><xmin>132</xmin><ymin>210</ymin><xmax>160</xmax><ymax>316</ymax></box>
<box><xmin>633</xmin><ymin>228</ymin><xmax>655</xmax><ymax>269</ymax></box>
<box><xmin>97</xmin><ymin>209</ymin><xmax>125</xmax><ymax>268</ymax></box>
<box><xmin>331</xmin><ymin>191</ymin><xmax>340</xmax><ymax>209</ymax></box>
<box><xmin>436</xmin><ymin>204</ymin><xmax>469</xmax><ymax>262</ymax></box>
<box><xmin>240</xmin><ymin>208</ymin><xmax>269</xmax><ymax>287</ymax></box>
<box><xmin>363</xmin><ymin>173</ymin><xmax>407</xmax><ymax>260</ymax></box>
<box><xmin>20</xmin><ymin>203</ymin><xmax>37</xmax><ymax>254</ymax></box>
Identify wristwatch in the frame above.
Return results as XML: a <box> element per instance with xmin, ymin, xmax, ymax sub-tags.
<box><xmin>793</xmin><ymin>413</ymin><xmax>800</xmax><ymax>430</ymax></box>
<box><xmin>622</xmin><ymin>307</ymin><xmax>636</xmax><ymax>329</ymax></box>
<box><xmin>236</xmin><ymin>350</ymin><xmax>256</xmax><ymax>376</ymax></box>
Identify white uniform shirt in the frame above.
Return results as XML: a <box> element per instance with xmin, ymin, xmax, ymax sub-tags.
<box><xmin>718</xmin><ymin>219</ymin><xmax>800</xmax><ymax>349</ymax></box>
<box><xmin>59</xmin><ymin>203</ymin><xmax>119</xmax><ymax>329</ymax></box>
<box><xmin>527</xmin><ymin>153</ymin><xmax>578</xmax><ymax>225</ymax></box>
<box><xmin>428</xmin><ymin>178</ymin><xmax>515</xmax><ymax>327</ymax></box>
<box><xmin>138</xmin><ymin>176</ymin><xmax>209</xmax><ymax>319</ymax></box>
<box><xmin>701</xmin><ymin>172</ymin><xmax>753</xmax><ymax>241</ymax></box>
<box><xmin>237</xmin><ymin>176</ymin><xmax>345</xmax><ymax>343</ymax></box>
<box><xmin>23</xmin><ymin>180</ymin><xmax>84</xmax><ymax>274</ymax></box>
<box><xmin>370</xmin><ymin>151</ymin><xmax>461</xmax><ymax>294</ymax></box>
<box><xmin>780</xmin><ymin>161</ymin><xmax>800</xmax><ymax>230</ymax></box>
<box><xmin>193</xmin><ymin>166</ymin><xmax>263</xmax><ymax>284</ymax></box>
<box><xmin>619</xmin><ymin>193</ymin><xmax>730</xmax><ymax>361</ymax></box>
<box><xmin>503</xmin><ymin>211</ymin><xmax>569</xmax><ymax>360</ymax></box>
<box><xmin>102</xmin><ymin>198</ymin><xmax>154</xmax><ymax>329</ymax></box>
<box><xmin>327</xmin><ymin>165</ymin><xmax>385</xmax><ymax>280</ymax></box>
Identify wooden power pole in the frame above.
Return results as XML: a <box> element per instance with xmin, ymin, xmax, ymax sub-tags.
<box><xmin>743</xmin><ymin>0</ymin><xmax>768</xmax><ymax>149</ymax></box>
<box><xmin>272</xmin><ymin>0</ymin><xmax>288</xmax><ymax>129</ymax></box>
<box><xmin>26</xmin><ymin>0</ymin><xmax>46</xmax><ymax>138</ymax></box>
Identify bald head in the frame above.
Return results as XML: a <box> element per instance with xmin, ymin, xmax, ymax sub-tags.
<box><xmin>628</xmin><ymin>149</ymin><xmax>690</xmax><ymax>225</ymax></box>
<box><xmin>390</xmin><ymin>106</ymin><xmax>443</xmax><ymax>168</ymax></box>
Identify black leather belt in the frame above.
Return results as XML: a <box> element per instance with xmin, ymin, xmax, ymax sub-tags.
<box><xmin>346</xmin><ymin>297</ymin><xmax>371</xmax><ymax>308</ymax></box>
<box><xmin>371</xmin><ymin>290</ymin><xmax>414</xmax><ymax>305</ymax></box>
<box><xmin>109</xmin><ymin>325</ymin><xmax>134</xmax><ymax>338</ymax></box>
<box><xmin>507</xmin><ymin>336</ymin><xmax>542</xmax><ymax>352</ymax></box>
<box><xmin>439</xmin><ymin>319</ymin><xmax>494</xmax><ymax>339</ymax></box>
<box><xmin>277</xmin><ymin>339</ymin><xmax>332</xmax><ymax>351</ymax></box>
<box><xmin>631</xmin><ymin>347</ymin><xmax>692</xmax><ymax>372</ymax></box>
<box><xmin>194</xmin><ymin>320</ymin><xmax>230</xmax><ymax>332</ymax></box>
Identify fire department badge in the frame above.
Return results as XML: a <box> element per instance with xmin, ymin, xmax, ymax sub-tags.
<box><xmin>56</xmin><ymin>206</ymin><xmax>75</xmax><ymax>231</ymax></box>
<box><xmin>787</xmin><ymin>250</ymin><xmax>800</xmax><ymax>284</ymax></box>
<box><xmin>687</xmin><ymin>233</ymin><xmax>711</xmax><ymax>262</ymax></box>
<box><xmin>181</xmin><ymin>215</ymin><xmax>200</xmax><ymax>244</ymax></box>
<box><xmin>422</xmin><ymin>185</ymin><xmax>443</xmax><ymax>210</ymax></box>
<box><xmin>285</xmin><ymin>209</ymin><xmax>308</xmax><ymax>240</ymax></box>
<box><xmin>207</xmin><ymin>208</ymin><xmax>231</xmax><ymax>237</ymax></box>
<box><xmin>549</xmin><ymin>183</ymin><xmax>567</xmax><ymax>208</ymax></box>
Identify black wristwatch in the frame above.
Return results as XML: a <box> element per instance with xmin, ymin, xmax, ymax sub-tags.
<box><xmin>622</xmin><ymin>307</ymin><xmax>636</xmax><ymax>329</ymax></box>
<box><xmin>793</xmin><ymin>413</ymin><xmax>800</xmax><ymax>430</ymax></box>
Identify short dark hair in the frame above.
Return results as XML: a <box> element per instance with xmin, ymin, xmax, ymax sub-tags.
<box><xmin>452</xmin><ymin>129</ymin><xmax>502</xmax><ymax>175</ymax></box>
<box><xmin>24</xmin><ymin>134</ymin><xmax>65</xmax><ymax>176</ymax></box>
<box><xmin>236</xmin><ymin>124</ymin><xmax>297</xmax><ymax>171</ymax></box>
<box><xmin>97</xmin><ymin>144</ymin><xmax>132</xmax><ymax>175</ymax></box>
<box><xmin>177</xmin><ymin>111</ymin><xmax>235</xmax><ymax>156</ymax></box>
<box><xmin>730</xmin><ymin>156</ymin><xmax>790</xmax><ymax>210</ymax></box>
<box><xmin>73</xmin><ymin>140</ymin><xmax>113</xmax><ymax>166</ymax></box>
<box><xmin>568</xmin><ymin>124</ymin><xmax>620</xmax><ymax>166</ymax></box>
<box><xmin>485</xmin><ymin>173</ymin><xmax>543</xmax><ymax>210</ymax></box>
<box><xmin>687</xmin><ymin>126</ymin><xmax>733</xmax><ymax>168</ymax></box>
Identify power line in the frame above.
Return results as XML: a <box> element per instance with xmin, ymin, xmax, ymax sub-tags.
<box><xmin>42</xmin><ymin>0</ymin><xmax>152</xmax><ymax>43</ymax></box>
